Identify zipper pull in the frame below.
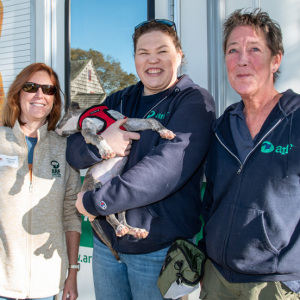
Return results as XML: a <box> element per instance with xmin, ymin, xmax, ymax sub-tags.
<box><xmin>237</xmin><ymin>166</ymin><xmax>243</xmax><ymax>174</ymax></box>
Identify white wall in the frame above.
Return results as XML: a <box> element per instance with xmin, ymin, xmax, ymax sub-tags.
<box><xmin>0</xmin><ymin>0</ymin><xmax>66</xmax><ymax>100</ymax></box>
<box><xmin>155</xmin><ymin>0</ymin><xmax>209</xmax><ymax>89</ymax></box>
<box><xmin>261</xmin><ymin>0</ymin><xmax>300</xmax><ymax>94</ymax></box>
<box><xmin>180</xmin><ymin>0</ymin><xmax>209</xmax><ymax>89</ymax></box>
<box><xmin>221</xmin><ymin>0</ymin><xmax>300</xmax><ymax>110</ymax></box>
<box><xmin>0</xmin><ymin>0</ymin><xmax>32</xmax><ymax>94</ymax></box>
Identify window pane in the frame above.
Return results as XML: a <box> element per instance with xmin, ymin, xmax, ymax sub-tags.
<box><xmin>70</xmin><ymin>0</ymin><xmax>147</xmax><ymax>108</ymax></box>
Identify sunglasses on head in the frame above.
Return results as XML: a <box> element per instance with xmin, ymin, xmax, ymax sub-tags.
<box><xmin>135</xmin><ymin>19</ymin><xmax>177</xmax><ymax>32</ymax></box>
<box><xmin>22</xmin><ymin>82</ymin><xmax>57</xmax><ymax>95</ymax></box>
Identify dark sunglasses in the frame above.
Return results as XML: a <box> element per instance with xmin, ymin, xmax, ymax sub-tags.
<box><xmin>135</xmin><ymin>19</ymin><xmax>177</xmax><ymax>32</ymax></box>
<box><xmin>22</xmin><ymin>82</ymin><xmax>57</xmax><ymax>95</ymax></box>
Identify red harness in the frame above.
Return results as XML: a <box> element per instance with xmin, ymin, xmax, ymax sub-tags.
<box><xmin>78</xmin><ymin>105</ymin><xmax>126</xmax><ymax>134</ymax></box>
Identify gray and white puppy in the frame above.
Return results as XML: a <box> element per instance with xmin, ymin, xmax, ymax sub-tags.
<box><xmin>56</xmin><ymin>102</ymin><xmax>175</xmax><ymax>260</ymax></box>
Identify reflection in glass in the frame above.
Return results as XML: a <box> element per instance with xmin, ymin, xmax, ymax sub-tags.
<box><xmin>70</xmin><ymin>0</ymin><xmax>147</xmax><ymax>108</ymax></box>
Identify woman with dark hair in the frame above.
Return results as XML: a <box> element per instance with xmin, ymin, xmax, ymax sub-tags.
<box><xmin>67</xmin><ymin>19</ymin><xmax>215</xmax><ymax>299</ymax></box>
<box><xmin>0</xmin><ymin>63</ymin><xmax>81</xmax><ymax>300</ymax></box>
<box><xmin>201</xmin><ymin>9</ymin><xmax>300</xmax><ymax>299</ymax></box>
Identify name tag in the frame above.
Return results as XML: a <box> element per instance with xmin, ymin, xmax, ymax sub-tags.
<box><xmin>0</xmin><ymin>155</ymin><xmax>19</xmax><ymax>168</ymax></box>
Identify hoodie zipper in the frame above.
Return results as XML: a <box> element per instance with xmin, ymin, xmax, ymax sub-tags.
<box><xmin>22</xmin><ymin>134</ymin><xmax>32</xmax><ymax>297</ymax></box>
<box><xmin>215</xmin><ymin>134</ymin><xmax>243</xmax><ymax>173</ymax></box>
<box><xmin>142</xmin><ymin>95</ymin><xmax>169</xmax><ymax>119</ymax></box>
<box><xmin>26</xmin><ymin>170</ymin><xmax>33</xmax><ymax>298</ymax></box>
<box><xmin>215</xmin><ymin>117</ymin><xmax>283</xmax><ymax>270</ymax></box>
<box><xmin>24</xmin><ymin>134</ymin><xmax>38</xmax><ymax>298</ymax></box>
<box><xmin>215</xmin><ymin>118</ymin><xmax>283</xmax><ymax>174</ymax></box>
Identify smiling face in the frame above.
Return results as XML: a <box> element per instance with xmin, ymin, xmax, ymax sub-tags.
<box><xmin>225</xmin><ymin>25</ymin><xmax>282</xmax><ymax>100</ymax></box>
<box><xmin>19</xmin><ymin>70</ymin><xmax>55</xmax><ymax>126</ymax></box>
<box><xmin>135</xmin><ymin>30</ymin><xmax>182</xmax><ymax>95</ymax></box>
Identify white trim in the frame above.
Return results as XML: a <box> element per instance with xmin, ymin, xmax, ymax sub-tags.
<box><xmin>207</xmin><ymin>0</ymin><xmax>226</xmax><ymax>117</ymax></box>
<box><xmin>174</xmin><ymin>0</ymin><xmax>181</xmax><ymax>38</ymax></box>
<box><xmin>35</xmin><ymin>0</ymin><xmax>51</xmax><ymax>65</ymax></box>
<box><xmin>51</xmin><ymin>0</ymin><xmax>56</xmax><ymax>70</ymax></box>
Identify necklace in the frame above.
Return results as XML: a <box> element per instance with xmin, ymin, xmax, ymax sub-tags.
<box><xmin>142</xmin><ymin>95</ymin><xmax>168</xmax><ymax>119</ymax></box>
<box><xmin>120</xmin><ymin>94</ymin><xmax>169</xmax><ymax>119</ymax></box>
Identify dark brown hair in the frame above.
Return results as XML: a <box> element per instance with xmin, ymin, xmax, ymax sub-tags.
<box><xmin>2</xmin><ymin>62</ymin><xmax>62</xmax><ymax>130</ymax></box>
<box><xmin>133</xmin><ymin>20</ymin><xmax>183</xmax><ymax>57</ymax></box>
<box><xmin>223</xmin><ymin>8</ymin><xmax>284</xmax><ymax>82</ymax></box>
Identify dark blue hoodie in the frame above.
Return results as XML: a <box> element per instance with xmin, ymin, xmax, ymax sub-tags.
<box><xmin>67</xmin><ymin>75</ymin><xmax>215</xmax><ymax>254</ymax></box>
<box><xmin>202</xmin><ymin>89</ymin><xmax>300</xmax><ymax>285</ymax></box>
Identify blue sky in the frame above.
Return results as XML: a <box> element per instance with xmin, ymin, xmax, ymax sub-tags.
<box><xmin>71</xmin><ymin>0</ymin><xmax>147</xmax><ymax>76</ymax></box>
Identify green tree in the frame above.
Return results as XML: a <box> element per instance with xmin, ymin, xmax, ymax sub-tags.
<box><xmin>71</xmin><ymin>48</ymin><xmax>138</xmax><ymax>95</ymax></box>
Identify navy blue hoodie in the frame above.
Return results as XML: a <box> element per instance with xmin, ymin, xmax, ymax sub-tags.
<box><xmin>67</xmin><ymin>75</ymin><xmax>215</xmax><ymax>254</ymax></box>
<box><xmin>202</xmin><ymin>89</ymin><xmax>300</xmax><ymax>284</ymax></box>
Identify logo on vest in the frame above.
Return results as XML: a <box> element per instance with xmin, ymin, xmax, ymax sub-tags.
<box><xmin>51</xmin><ymin>160</ymin><xmax>61</xmax><ymax>177</ymax></box>
<box><xmin>89</xmin><ymin>109</ymin><xmax>100</xmax><ymax>115</ymax></box>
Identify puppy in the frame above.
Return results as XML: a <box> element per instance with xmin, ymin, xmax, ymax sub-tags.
<box><xmin>56</xmin><ymin>102</ymin><xmax>175</xmax><ymax>259</ymax></box>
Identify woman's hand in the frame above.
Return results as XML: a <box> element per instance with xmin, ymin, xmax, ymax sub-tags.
<box><xmin>100</xmin><ymin>119</ymin><xmax>140</xmax><ymax>157</ymax></box>
<box><xmin>62</xmin><ymin>269</ymin><xmax>78</xmax><ymax>300</ymax></box>
<box><xmin>75</xmin><ymin>191</ymin><xmax>97</xmax><ymax>222</ymax></box>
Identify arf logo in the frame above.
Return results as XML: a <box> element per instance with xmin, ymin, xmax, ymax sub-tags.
<box><xmin>261</xmin><ymin>141</ymin><xmax>274</xmax><ymax>153</ymax></box>
<box><xmin>51</xmin><ymin>160</ymin><xmax>59</xmax><ymax>168</ymax></box>
<box><xmin>261</xmin><ymin>141</ymin><xmax>294</xmax><ymax>155</ymax></box>
<box><xmin>51</xmin><ymin>160</ymin><xmax>61</xmax><ymax>177</ymax></box>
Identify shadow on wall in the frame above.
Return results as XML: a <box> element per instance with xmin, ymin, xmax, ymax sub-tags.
<box><xmin>0</xmin><ymin>1</ymin><xmax>4</xmax><ymax>125</ymax></box>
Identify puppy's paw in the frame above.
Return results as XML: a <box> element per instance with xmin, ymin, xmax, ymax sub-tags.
<box><xmin>98</xmin><ymin>139</ymin><xmax>116</xmax><ymax>159</ymax></box>
<box><xmin>159</xmin><ymin>129</ymin><xmax>176</xmax><ymax>140</ymax></box>
<box><xmin>115</xmin><ymin>224</ymin><xmax>129</xmax><ymax>237</ymax></box>
<box><xmin>128</xmin><ymin>227</ymin><xmax>149</xmax><ymax>239</ymax></box>
<box><xmin>100</xmin><ymin>149</ymin><xmax>116</xmax><ymax>159</ymax></box>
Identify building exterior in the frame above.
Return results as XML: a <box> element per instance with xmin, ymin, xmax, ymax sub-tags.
<box><xmin>70</xmin><ymin>59</ymin><xmax>106</xmax><ymax>108</ymax></box>
<box><xmin>0</xmin><ymin>0</ymin><xmax>65</xmax><ymax>122</ymax></box>
<box><xmin>0</xmin><ymin>1</ymin><xmax>299</xmax><ymax>299</ymax></box>
<box><xmin>1</xmin><ymin>0</ymin><xmax>299</xmax><ymax>118</ymax></box>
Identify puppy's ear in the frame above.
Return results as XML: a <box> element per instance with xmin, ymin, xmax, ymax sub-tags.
<box><xmin>70</xmin><ymin>102</ymin><xmax>80</xmax><ymax>109</ymax></box>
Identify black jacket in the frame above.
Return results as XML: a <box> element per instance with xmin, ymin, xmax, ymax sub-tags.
<box><xmin>67</xmin><ymin>75</ymin><xmax>215</xmax><ymax>254</ymax></box>
<box><xmin>203</xmin><ymin>89</ymin><xmax>300</xmax><ymax>283</ymax></box>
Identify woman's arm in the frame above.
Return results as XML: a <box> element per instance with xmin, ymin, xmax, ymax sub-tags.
<box><xmin>67</xmin><ymin>119</ymin><xmax>140</xmax><ymax>169</ymax></box>
<box><xmin>62</xmin><ymin>164</ymin><xmax>82</xmax><ymax>299</ymax></box>
<box><xmin>79</xmin><ymin>89</ymin><xmax>215</xmax><ymax>217</ymax></box>
<box><xmin>62</xmin><ymin>231</ymin><xmax>81</xmax><ymax>300</ymax></box>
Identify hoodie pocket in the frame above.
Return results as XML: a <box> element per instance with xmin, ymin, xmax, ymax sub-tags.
<box><xmin>225</xmin><ymin>205</ymin><xmax>279</xmax><ymax>274</ymax></box>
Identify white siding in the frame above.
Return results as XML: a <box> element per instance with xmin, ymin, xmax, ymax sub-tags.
<box><xmin>0</xmin><ymin>0</ymin><xmax>32</xmax><ymax>93</ymax></box>
<box><xmin>0</xmin><ymin>0</ymin><xmax>67</xmax><ymax>115</ymax></box>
